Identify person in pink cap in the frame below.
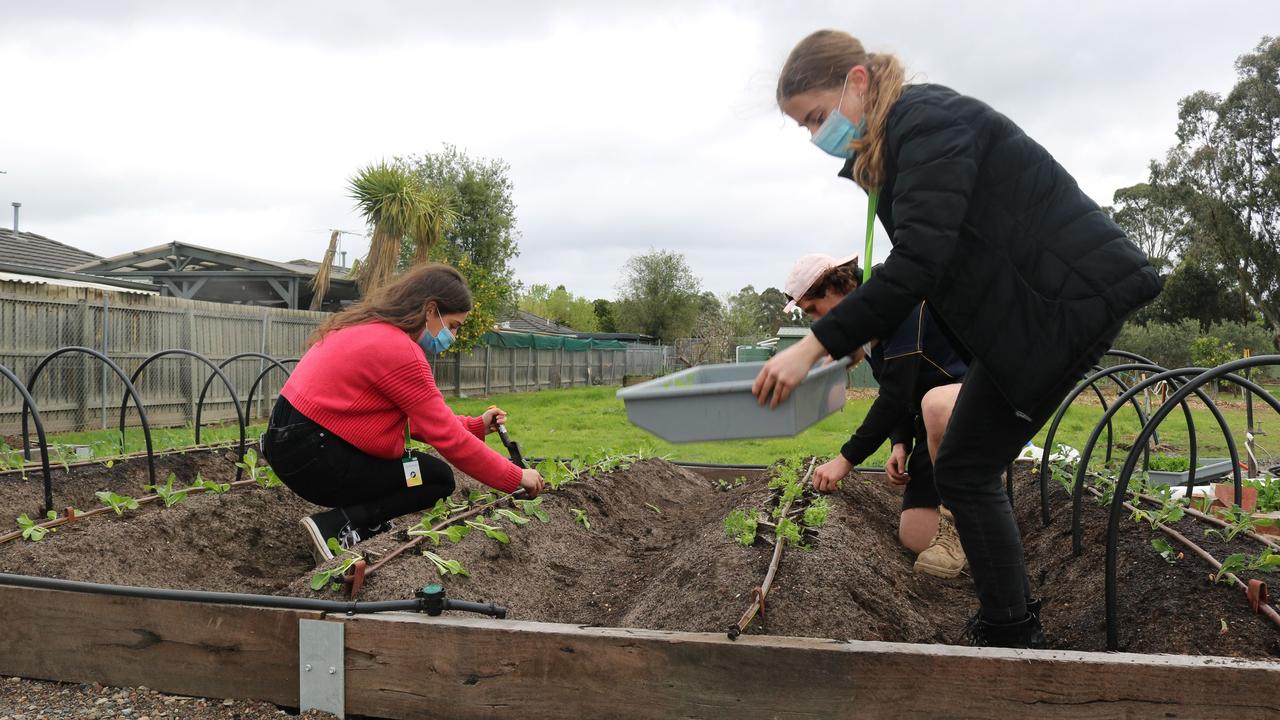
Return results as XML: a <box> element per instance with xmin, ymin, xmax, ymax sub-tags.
<box><xmin>784</xmin><ymin>252</ymin><xmax>968</xmax><ymax>578</ymax></box>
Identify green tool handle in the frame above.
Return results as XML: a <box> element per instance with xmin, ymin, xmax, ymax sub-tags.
<box><xmin>863</xmin><ymin>189</ymin><xmax>879</xmax><ymax>284</ymax></box>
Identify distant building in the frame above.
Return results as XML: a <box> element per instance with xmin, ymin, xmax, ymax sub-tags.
<box><xmin>498</xmin><ymin>309</ymin><xmax>655</xmax><ymax>344</ymax></box>
<box><xmin>0</xmin><ymin>228</ymin><xmax>158</xmax><ymax>295</ymax></box>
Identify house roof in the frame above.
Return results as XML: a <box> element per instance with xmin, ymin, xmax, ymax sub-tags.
<box><xmin>0</xmin><ymin>228</ymin><xmax>101</xmax><ymax>270</ymax></box>
<box><xmin>72</xmin><ymin>241</ymin><xmax>351</xmax><ymax>278</ymax></box>
<box><xmin>500</xmin><ymin>310</ymin><xmax>582</xmax><ymax>336</ymax></box>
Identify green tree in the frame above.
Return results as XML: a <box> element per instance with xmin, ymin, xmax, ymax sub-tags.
<box><xmin>1106</xmin><ymin>177</ymin><xmax>1187</xmax><ymax>272</ymax></box>
<box><xmin>759</xmin><ymin>287</ymin><xmax>791</xmax><ymax>334</ymax></box>
<box><xmin>593</xmin><ymin>299</ymin><xmax>617</xmax><ymax>333</ymax></box>
<box><xmin>520</xmin><ymin>284</ymin><xmax>598</xmax><ymax>331</ymax></box>
<box><xmin>347</xmin><ymin>161</ymin><xmax>455</xmax><ymax>294</ymax></box>
<box><xmin>1163</xmin><ymin>36</ymin><xmax>1280</xmax><ymax>349</ymax></box>
<box><xmin>614</xmin><ymin>250</ymin><xmax>702</xmax><ymax>343</ymax></box>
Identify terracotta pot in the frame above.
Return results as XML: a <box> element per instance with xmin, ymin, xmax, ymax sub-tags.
<box><xmin>1212</xmin><ymin>482</ymin><xmax>1258</xmax><ymax>512</ymax></box>
<box><xmin>1251</xmin><ymin>511</ymin><xmax>1280</xmax><ymax>537</ymax></box>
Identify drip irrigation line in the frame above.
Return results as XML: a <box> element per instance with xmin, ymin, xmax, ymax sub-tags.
<box><xmin>729</xmin><ymin>459</ymin><xmax>817</xmax><ymax>640</ymax></box>
<box><xmin>1088</xmin><ymin>486</ymin><xmax>1280</xmax><ymax>634</ymax></box>
<box><xmin>0</xmin><ymin>572</ymin><xmax>427</xmax><ymax>615</ymax></box>
<box><xmin>1135</xmin><ymin>491</ymin><xmax>1280</xmax><ymax>552</ymax></box>
<box><xmin>1105</xmin><ymin>355</ymin><xmax>1280</xmax><ymax>650</ymax></box>
<box><xmin>0</xmin><ymin>479</ymin><xmax>259</xmax><ymax>545</ymax></box>
<box><xmin>0</xmin><ymin>440</ymin><xmax>250</xmax><ymax>478</ymax></box>
<box><xmin>363</xmin><ymin>488</ymin><xmax>529</xmax><ymax>579</ymax></box>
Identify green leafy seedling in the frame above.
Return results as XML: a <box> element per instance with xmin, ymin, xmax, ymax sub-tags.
<box><xmin>464</xmin><ymin>518</ymin><xmax>510</xmax><ymax>544</ymax></box>
<box><xmin>513</xmin><ymin>497</ymin><xmax>550</xmax><ymax>523</ymax></box>
<box><xmin>644</xmin><ymin>503</ymin><xmax>662</xmax><ymax>515</ymax></box>
<box><xmin>537</xmin><ymin>459</ymin><xmax>573</xmax><ymax>490</ymax></box>
<box><xmin>723</xmin><ymin>509</ymin><xmax>758</xmax><ymax>546</ymax></box>
<box><xmin>494</xmin><ymin>508</ymin><xmax>531</xmax><ymax>525</ymax></box>
<box><xmin>409</xmin><ymin>524</ymin><xmax>472</xmax><ymax>545</ymax></box>
<box><xmin>1213</xmin><ymin>553</ymin><xmax>1248</xmax><ymax>584</ymax></box>
<box><xmin>802</xmin><ymin>497</ymin><xmax>831</xmax><ymax>528</ymax></box>
<box><xmin>310</xmin><ymin>546</ymin><xmax>363</xmax><ymax>592</ymax></box>
<box><xmin>1151</xmin><ymin>536</ymin><xmax>1179</xmax><ymax>564</ymax></box>
<box><xmin>775</xmin><ymin>517</ymin><xmax>804</xmax><ymax>547</ymax></box>
<box><xmin>1205</xmin><ymin>506</ymin><xmax>1256</xmax><ymax>543</ymax></box>
<box><xmin>571</xmin><ymin>508</ymin><xmax>591</xmax><ymax>530</ymax></box>
<box><xmin>190</xmin><ymin>473</ymin><xmax>231</xmax><ymax>494</ymax></box>
<box><xmin>422</xmin><ymin>550</ymin><xmax>470</xmax><ymax>577</ymax></box>
<box><xmin>145</xmin><ymin>471</ymin><xmax>190</xmax><ymax>508</ymax></box>
<box><xmin>468</xmin><ymin>489</ymin><xmax>498</xmax><ymax>505</ymax></box>
<box><xmin>423</xmin><ymin>498</ymin><xmax>452</xmax><ymax>524</ymax></box>
<box><xmin>16</xmin><ymin>513</ymin><xmax>50</xmax><ymax>542</ymax></box>
<box><xmin>95</xmin><ymin>491</ymin><xmax>140</xmax><ymax>516</ymax></box>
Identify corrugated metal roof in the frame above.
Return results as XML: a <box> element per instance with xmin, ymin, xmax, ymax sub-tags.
<box><xmin>0</xmin><ymin>270</ymin><xmax>158</xmax><ymax>295</ymax></box>
<box><xmin>0</xmin><ymin>228</ymin><xmax>101</xmax><ymax>270</ymax></box>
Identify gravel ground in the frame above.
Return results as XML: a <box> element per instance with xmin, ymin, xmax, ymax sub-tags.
<box><xmin>0</xmin><ymin>676</ymin><xmax>341</xmax><ymax>720</ymax></box>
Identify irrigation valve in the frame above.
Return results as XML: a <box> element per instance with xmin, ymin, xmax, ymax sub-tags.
<box><xmin>416</xmin><ymin>583</ymin><xmax>509</xmax><ymax>619</ymax></box>
<box><xmin>418</xmin><ymin>583</ymin><xmax>448</xmax><ymax>616</ymax></box>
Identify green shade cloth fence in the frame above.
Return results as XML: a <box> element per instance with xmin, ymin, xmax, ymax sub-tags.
<box><xmin>478</xmin><ymin>331</ymin><xmax>627</xmax><ymax>351</ymax></box>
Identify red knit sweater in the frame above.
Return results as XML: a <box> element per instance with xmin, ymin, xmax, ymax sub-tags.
<box><xmin>280</xmin><ymin>322</ymin><xmax>522</xmax><ymax>493</ymax></box>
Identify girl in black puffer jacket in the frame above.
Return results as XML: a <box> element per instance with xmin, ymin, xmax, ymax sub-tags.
<box><xmin>753</xmin><ymin>30</ymin><xmax>1161</xmax><ymax>648</ymax></box>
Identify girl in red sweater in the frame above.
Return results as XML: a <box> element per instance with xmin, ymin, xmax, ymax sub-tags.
<box><xmin>263</xmin><ymin>263</ymin><xmax>544</xmax><ymax>562</ymax></box>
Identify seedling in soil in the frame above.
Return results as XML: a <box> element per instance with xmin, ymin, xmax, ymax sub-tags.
<box><xmin>1207</xmin><ymin>551</ymin><xmax>1279</xmax><ymax>583</ymax></box>
<box><xmin>15</xmin><ymin>513</ymin><xmax>54</xmax><ymax>542</ymax></box>
<box><xmin>145</xmin><ymin>472</ymin><xmax>190</xmax><ymax>508</ymax></box>
<box><xmin>423</xmin><ymin>498</ymin><xmax>452</xmax><ymax>524</ymax></box>
<box><xmin>775</xmin><ymin>517</ymin><xmax>806</xmax><ymax>547</ymax></box>
<box><xmin>645</xmin><ymin>503</ymin><xmax>662</xmax><ymax>515</ymax></box>
<box><xmin>1204</xmin><ymin>506</ymin><xmax>1257</xmax><ymax>543</ymax></box>
<box><xmin>236</xmin><ymin>449</ymin><xmax>283</xmax><ymax>488</ymax></box>
<box><xmin>571</xmin><ymin>508</ymin><xmax>591</xmax><ymax>530</ymax></box>
<box><xmin>723</xmin><ymin>509</ymin><xmax>758</xmax><ymax>546</ymax></box>
<box><xmin>422</xmin><ymin>550</ymin><xmax>470</xmax><ymax>577</ymax></box>
<box><xmin>469</xmin><ymin>489</ymin><xmax>498</xmax><ymax>505</ymax></box>
<box><xmin>537</xmin><ymin>459</ymin><xmax>574</xmax><ymax>490</ymax></box>
<box><xmin>464</xmin><ymin>518</ymin><xmax>510</xmax><ymax>544</ymax></box>
<box><xmin>494</xmin><ymin>508</ymin><xmax>531</xmax><ymax>525</ymax></box>
<box><xmin>802</xmin><ymin>497</ymin><xmax>831</xmax><ymax>529</ymax></box>
<box><xmin>310</xmin><ymin>542</ymin><xmax>363</xmax><ymax>592</ymax></box>
<box><xmin>513</xmin><ymin>497</ymin><xmax>550</xmax><ymax>523</ymax></box>
<box><xmin>1151</xmin><ymin>537</ymin><xmax>1181</xmax><ymax>564</ymax></box>
<box><xmin>1148</xmin><ymin>454</ymin><xmax>1191</xmax><ymax>472</ymax></box>
<box><xmin>715</xmin><ymin>476</ymin><xmax>748</xmax><ymax>492</ymax></box>
<box><xmin>409</xmin><ymin>524</ymin><xmax>472</xmax><ymax>546</ymax></box>
<box><xmin>94</xmin><ymin>491</ymin><xmax>139</xmax><ymax>516</ymax></box>
<box><xmin>190</xmin><ymin>474</ymin><xmax>231</xmax><ymax>494</ymax></box>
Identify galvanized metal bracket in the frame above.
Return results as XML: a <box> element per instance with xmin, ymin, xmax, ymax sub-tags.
<box><xmin>299</xmin><ymin>619</ymin><xmax>345</xmax><ymax>718</ymax></box>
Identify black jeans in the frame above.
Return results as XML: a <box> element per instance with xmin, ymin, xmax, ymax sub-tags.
<box><xmin>261</xmin><ymin>396</ymin><xmax>455</xmax><ymax>530</ymax></box>
<box><xmin>902</xmin><ymin>416</ymin><xmax>943</xmax><ymax>511</ymax></box>
<box><xmin>932</xmin><ymin>362</ymin><xmax>1077</xmax><ymax>622</ymax></box>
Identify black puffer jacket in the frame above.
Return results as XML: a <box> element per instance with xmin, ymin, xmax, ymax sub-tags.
<box><xmin>812</xmin><ymin>84</ymin><xmax>1161</xmax><ymax>416</ymax></box>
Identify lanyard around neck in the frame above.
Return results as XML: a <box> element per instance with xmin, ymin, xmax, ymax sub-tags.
<box><xmin>864</xmin><ymin>189</ymin><xmax>879</xmax><ymax>284</ymax></box>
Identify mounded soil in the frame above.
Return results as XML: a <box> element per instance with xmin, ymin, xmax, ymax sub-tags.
<box><xmin>1</xmin><ymin>447</ymin><xmax>1278</xmax><ymax>658</ymax></box>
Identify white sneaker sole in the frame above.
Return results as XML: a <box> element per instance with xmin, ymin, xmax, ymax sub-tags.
<box><xmin>300</xmin><ymin>516</ymin><xmax>336</xmax><ymax>565</ymax></box>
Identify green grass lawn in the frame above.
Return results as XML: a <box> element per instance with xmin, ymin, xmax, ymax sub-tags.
<box><xmin>15</xmin><ymin>383</ymin><xmax>1276</xmax><ymax>470</ymax></box>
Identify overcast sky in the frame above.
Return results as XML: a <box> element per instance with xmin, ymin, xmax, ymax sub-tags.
<box><xmin>1</xmin><ymin>1</ymin><xmax>1274</xmax><ymax>300</ymax></box>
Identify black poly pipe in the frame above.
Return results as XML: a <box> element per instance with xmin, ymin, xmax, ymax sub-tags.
<box><xmin>193</xmin><ymin>352</ymin><xmax>291</xmax><ymax>444</ymax></box>
<box><xmin>121</xmin><ymin>349</ymin><xmax>246</xmax><ymax>482</ymax></box>
<box><xmin>1105</xmin><ymin>356</ymin><xmax>1280</xmax><ymax>650</ymax></box>
<box><xmin>1072</xmin><ymin>366</ymin><xmax>1241</xmax><ymax>556</ymax></box>
<box><xmin>1038</xmin><ymin>363</ymin><xmax>1162</xmax><ymax>527</ymax></box>
<box><xmin>0</xmin><ymin>364</ymin><xmax>55</xmax><ymax>512</ymax></box>
<box><xmin>21</xmin><ymin>346</ymin><xmax>158</xmax><ymax>490</ymax></box>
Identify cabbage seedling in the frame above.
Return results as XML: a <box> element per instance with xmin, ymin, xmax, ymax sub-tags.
<box><xmin>15</xmin><ymin>512</ymin><xmax>54</xmax><ymax>542</ymax></box>
<box><xmin>464</xmin><ymin>518</ymin><xmax>510</xmax><ymax>544</ymax></box>
<box><xmin>310</xmin><ymin>543</ymin><xmax>363</xmax><ymax>592</ymax></box>
<box><xmin>1151</xmin><ymin>537</ymin><xmax>1180</xmax><ymax>564</ymax></box>
<box><xmin>409</xmin><ymin>524</ymin><xmax>472</xmax><ymax>545</ymax></box>
<box><xmin>494</xmin><ymin>508</ymin><xmax>530</xmax><ymax>525</ymax></box>
<box><xmin>95</xmin><ymin>491</ymin><xmax>139</xmax><ymax>516</ymax></box>
<box><xmin>236</xmin><ymin>449</ymin><xmax>282</xmax><ymax>488</ymax></box>
<box><xmin>145</xmin><ymin>471</ymin><xmax>190</xmax><ymax>508</ymax></box>
<box><xmin>422</xmin><ymin>550</ymin><xmax>470</xmax><ymax>577</ymax></box>
<box><xmin>513</xmin><ymin>497</ymin><xmax>550</xmax><ymax>522</ymax></box>
<box><xmin>190</xmin><ymin>474</ymin><xmax>230</xmax><ymax>494</ymax></box>
<box><xmin>571</xmin><ymin>508</ymin><xmax>591</xmax><ymax>530</ymax></box>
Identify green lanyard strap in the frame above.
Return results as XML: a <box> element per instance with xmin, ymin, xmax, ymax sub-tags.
<box><xmin>863</xmin><ymin>189</ymin><xmax>879</xmax><ymax>284</ymax></box>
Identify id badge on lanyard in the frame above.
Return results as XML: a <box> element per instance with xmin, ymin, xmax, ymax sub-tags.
<box><xmin>403</xmin><ymin>421</ymin><xmax>422</xmax><ymax>487</ymax></box>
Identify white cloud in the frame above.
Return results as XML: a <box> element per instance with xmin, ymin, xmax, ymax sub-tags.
<box><xmin>1</xmin><ymin>0</ymin><xmax>1275</xmax><ymax>301</ymax></box>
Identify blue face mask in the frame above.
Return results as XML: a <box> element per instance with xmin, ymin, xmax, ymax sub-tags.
<box><xmin>422</xmin><ymin>307</ymin><xmax>455</xmax><ymax>354</ymax></box>
<box><xmin>811</xmin><ymin>75</ymin><xmax>866</xmax><ymax>159</ymax></box>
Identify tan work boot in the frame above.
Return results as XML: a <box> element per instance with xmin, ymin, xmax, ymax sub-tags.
<box><xmin>914</xmin><ymin>507</ymin><xmax>967</xmax><ymax>578</ymax></box>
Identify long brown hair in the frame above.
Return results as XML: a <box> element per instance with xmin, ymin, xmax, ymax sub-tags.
<box><xmin>777</xmin><ymin>29</ymin><xmax>906</xmax><ymax>190</ymax></box>
<box><xmin>309</xmin><ymin>262</ymin><xmax>472</xmax><ymax>345</ymax></box>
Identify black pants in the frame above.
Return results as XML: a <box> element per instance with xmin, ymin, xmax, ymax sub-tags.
<box><xmin>932</xmin><ymin>361</ymin><xmax>1078</xmax><ymax>622</ymax></box>
<box><xmin>261</xmin><ymin>396</ymin><xmax>455</xmax><ymax>530</ymax></box>
<box><xmin>902</xmin><ymin>416</ymin><xmax>943</xmax><ymax>511</ymax></box>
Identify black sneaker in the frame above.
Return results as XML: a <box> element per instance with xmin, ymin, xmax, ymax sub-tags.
<box><xmin>363</xmin><ymin>519</ymin><xmax>395</xmax><ymax>539</ymax></box>
<box><xmin>299</xmin><ymin>508</ymin><xmax>360</xmax><ymax>565</ymax></box>
<box><xmin>961</xmin><ymin>611</ymin><xmax>1047</xmax><ymax>649</ymax></box>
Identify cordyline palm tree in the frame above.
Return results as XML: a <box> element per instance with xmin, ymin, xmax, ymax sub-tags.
<box><xmin>346</xmin><ymin>161</ymin><xmax>456</xmax><ymax>295</ymax></box>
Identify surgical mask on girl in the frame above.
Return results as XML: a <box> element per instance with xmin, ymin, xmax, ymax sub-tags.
<box><xmin>811</xmin><ymin>73</ymin><xmax>867</xmax><ymax>159</ymax></box>
<box><xmin>422</xmin><ymin>307</ymin><xmax>455</xmax><ymax>353</ymax></box>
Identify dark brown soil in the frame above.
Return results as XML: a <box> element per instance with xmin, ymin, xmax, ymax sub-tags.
<box><xmin>1</xmin><ymin>448</ymin><xmax>1278</xmax><ymax>659</ymax></box>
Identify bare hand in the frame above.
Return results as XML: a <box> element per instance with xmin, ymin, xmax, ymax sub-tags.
<box><xmin>481</xmin><ymin>405</ymin><xmax>508</xmax><ymax>434</ymax></box>
<box><xmin>752</xmin><ymin>335</ymin><xmax>826</xmax><ymax>409</ymax></box>
<box><xmin>519</xmin><ymin>468</ymin><xmax>545</xmax><ymax>498</ymax></box>
<box><xmin>885</xmin><ymin>443</ymin><xmax>910</xmax><ymax>486</ymax></box>
<box><xmin>813</xmin><ymin>455</ymin><xmax>852</xmax><ymax>493</ymax></box>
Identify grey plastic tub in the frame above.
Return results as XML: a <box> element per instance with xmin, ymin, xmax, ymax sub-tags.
<box><xmin>616</xmin><ymin>359</ymin><xmax>849</xmax><ymax>443</ymax></box>
<box><xmin>1147</xmin><ymin>458</ymin><xmax>1233</xmax><ymax>486</ymax></box>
